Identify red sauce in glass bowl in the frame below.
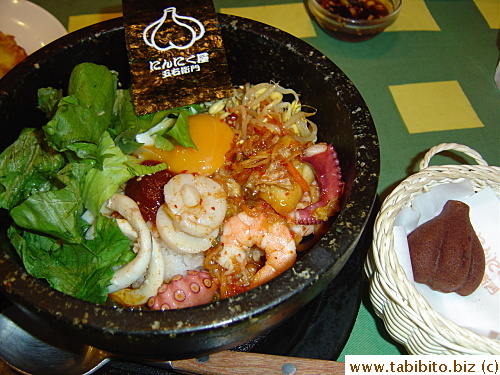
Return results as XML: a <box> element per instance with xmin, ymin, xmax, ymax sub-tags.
<box><xmin>318</xmin><ymin>0</ymin><xmax>390</xmax><ymax>20</ymax></box>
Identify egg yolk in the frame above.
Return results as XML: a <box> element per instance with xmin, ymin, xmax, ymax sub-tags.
<box><xmin>139</xmin><ymin>113</ymin><xmax>234</xmax><ymax>175</ymax></box>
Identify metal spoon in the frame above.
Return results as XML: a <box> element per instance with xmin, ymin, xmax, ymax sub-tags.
<box><xmin>0</xmin><ymin>305</ymin><xmax>344</xmax><ymax>375</ymax></box>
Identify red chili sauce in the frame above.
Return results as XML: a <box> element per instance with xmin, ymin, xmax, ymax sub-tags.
<box><xmin>318</xmin><ymin>0</ymin><xmax>390</xmax><ymax>19</ymax></box>
<box><xmin>125</xmin><ymin>161</ymin><xmax>172</xmax><ymax>223</ymax></box>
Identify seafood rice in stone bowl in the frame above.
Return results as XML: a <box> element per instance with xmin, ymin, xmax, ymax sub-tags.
<box><xmin>0</xmin><ymin>15</ymin><xmax>379</xmax><ymax>359</ymax></box>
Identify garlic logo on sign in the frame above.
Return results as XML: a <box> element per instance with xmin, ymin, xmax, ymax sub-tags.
<box><xmin>143</xmin><ymin>7</ymin><xmax>205</xmax><ymax>51</ymax></box>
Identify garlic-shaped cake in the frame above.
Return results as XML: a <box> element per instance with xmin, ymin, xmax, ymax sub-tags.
<box><xmin>407</xmin><ymin>200</ymin><xmax>485</xmax><ymax>296</ymax></box>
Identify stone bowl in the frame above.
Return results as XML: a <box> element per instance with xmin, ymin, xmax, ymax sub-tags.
<box><xmin>0</xmin><ymin>14</ymin><xmax>379</xmax><ymax>359</ymax></box>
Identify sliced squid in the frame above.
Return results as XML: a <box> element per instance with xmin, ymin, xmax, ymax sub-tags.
<box><xmin>163</xmin><ymin>174</ymin><xmax>227</xmax><ymax>238</ymax></box>
<box><xmin>156</xmin><ymin>204</ymin><xmax>218</xmax><ymax>254</ymax></box>
<box><xmin>107</xmin><ymin>194</ymin><xmax>153</xmax><ymax>293</ymax></box>
<box><xmin>108</xmin><ymin>235</ymin><xmax>165</xmax><ymax>306</ymax></box>
<box><xmin>115</xmin><ymin>218</ymin><xmax>139</xmax><ymax>241</ymax></box>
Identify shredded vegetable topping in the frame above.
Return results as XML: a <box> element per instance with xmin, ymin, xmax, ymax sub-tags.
<box><xmin>215</xmin><ymin>82</ymin><xmax>318</xmax><ymax>142</ymax></box>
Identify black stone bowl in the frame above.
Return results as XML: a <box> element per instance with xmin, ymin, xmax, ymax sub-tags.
<box><xmin>0</xmin><ymin>15</ymin><xmax>379</xmax><ymax>360</ymax></box>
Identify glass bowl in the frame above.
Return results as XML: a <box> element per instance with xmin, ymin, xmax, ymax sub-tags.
<box><xmin>307</xmin><ymin>0</ymin><xmax>402</xmax><ymax>41</ymax></box>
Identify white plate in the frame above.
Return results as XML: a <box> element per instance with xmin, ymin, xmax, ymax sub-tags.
<box><xmin>0</xmin><ymin>0</ymin><xmax>67</xmax><ymax>55</ymax></box>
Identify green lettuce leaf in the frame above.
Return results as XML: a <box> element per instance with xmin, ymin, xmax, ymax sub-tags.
<box><xmin>80</xmin><ymin>131</ymin><xmax>133</xmax><ymax>216</ymax></box>
<box><xmin>125</xmin><ymin>159</ymin><xmax>166</xmax><ymax>176</ymax></box>
<box><xmin>65</xmin><ymin>142</ymin><xmax>99</xmax><ymax>160</ymax></box>
<box><xmin>80</xmin><ymin>131</ymin><xmax>166</xmax><ymax>216</ymax></box>
<box><xmin>8</xmin><ymin>215</ymin><xmax>135</xmax><ymax>304</ymax></box>
<box><xmin>153</xmin><ymin>108</ymin><xmax>198</xmax><ymax>150</ymax></box>
<box><xmin>112</xmin><ymin>90</ymin><xmax>170</xmax><ymax>135</ymax></box>
<box><xmin>10</xmin><ymin>186</ymin><xmax>84</xmax><ymax>244</ymax></box>
<box><xmin>165</xmin><ymin>109</ymin><xmax>197</xmax><ymax>149</ymax></box>
<box><xmin>10</xmin><ymin>161</ymin><xmax>88</xmax><ymax>244</ymax></box>
<box><xmin>153</xmin><ymin>134</ymin><xmax>175</xmax><ymax>151</ymax></box>
<box><xmin>37</xmin><ymin>87</ymin><xmax>63</xmax><ymax>118</ymax></box>
<box><xmin>111</xmin><ymin>89</ymin><xmax>200</xmax><ymax>154</ymax></box>
<box><xmin>43</xmin><ymin>63</ymin><xmax>118</xmax><ymax>151</ymax></box>
<box><xmin>0</xmin><ymin>128</ymin><xmax>65</xmax><ymax>210</ymax></box>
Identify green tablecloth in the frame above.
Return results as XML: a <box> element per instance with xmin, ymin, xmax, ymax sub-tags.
<box><xmin>9</xmin><ymin>0</ymin><xmax>500</xmax><ymax>362</ymax></box>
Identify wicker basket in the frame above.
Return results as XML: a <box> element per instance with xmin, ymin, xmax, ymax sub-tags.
<box><xmin>365</xmin><ymin>143</ymin><xmax>500</xmax><ymax>355</ymax></box>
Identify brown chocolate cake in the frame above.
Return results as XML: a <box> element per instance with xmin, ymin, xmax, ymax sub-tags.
<box><xmin>407</xmin><ymin>200</ymin><xmax>485</xmax><ymax>296</ymax></box>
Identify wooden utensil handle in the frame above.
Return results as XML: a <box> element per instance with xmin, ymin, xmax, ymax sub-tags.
<box><xmin>171</xmin><ymin>350</ymin><xmax>345</xmax><ymax>375</ymax></box>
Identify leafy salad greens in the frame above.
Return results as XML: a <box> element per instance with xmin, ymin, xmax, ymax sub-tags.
<box><xmin>0</xmin><ymin>62</ymin><xmax>202</xmax><ymax>304</ymax></box>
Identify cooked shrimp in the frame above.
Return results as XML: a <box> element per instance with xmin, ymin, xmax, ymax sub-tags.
<box><xmin>289</xmin><ymin>224</ymin><xmax>315</xmax><ymax>242</ymax></box>
<box><xmin>218</xmin><ymin>210</ymin><xmax>296</xmax><ymax>290</ymax></box>
<box><xmin>163</xmin><ymin>173</ymin><xmax>227</xmax><ymax>238</ymax></box>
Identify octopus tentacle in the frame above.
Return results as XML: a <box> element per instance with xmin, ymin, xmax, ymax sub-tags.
<box><xmin>296</xmin><ymin>143</ymin><xmax>343</xmax><ymax>225</ymax></box>
<box><xmin>147</xmin><ymin>270</ymin><xmax>218</xmax><ymax>310</ymax></box>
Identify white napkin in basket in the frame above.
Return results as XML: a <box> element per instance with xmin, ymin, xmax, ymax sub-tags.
<box><xmin>394</xmin><ymin>181</ymin><xmax>500</xmax><ymax>339</ymax></box>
